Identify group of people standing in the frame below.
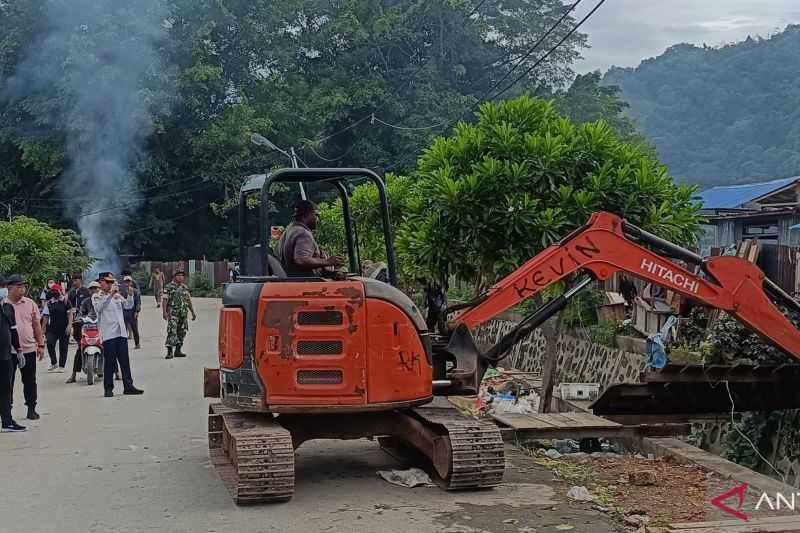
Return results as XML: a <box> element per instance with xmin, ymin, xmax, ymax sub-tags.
<box><xmin>0</xmin><ymin>265</ymin><xmax>196</xmax><ymax>433</ymax></box>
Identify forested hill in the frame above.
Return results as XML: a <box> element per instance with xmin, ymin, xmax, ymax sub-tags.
<box><xmin>604</xmin><ymin>25</ymin><xmax>800</xmax><ymax>188</ymax></box>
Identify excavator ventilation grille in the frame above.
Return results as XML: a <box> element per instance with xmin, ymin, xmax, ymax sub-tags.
<box><xmin>297</xmin><ymin>370</ymin><xmax>343</xmax><ymax>385</ymax></box>
<box><xmin>297</xmin><ymin>340</ymin><xmax>343</xmax><ymax>355</ymax></box>
<box><xmin>297</xmin><ymin>311</ymin><xmax>343</xmax><ymax>326</ymax></box>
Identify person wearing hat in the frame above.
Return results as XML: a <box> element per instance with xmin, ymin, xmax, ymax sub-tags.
<box><xmin>42</xmin><ymin>282</ymin><xmax>72</xmax><ymax>372</ymax></box>
<box><xmin>93</xmin><ymin>272</ymin><xmax>143</xmax><ymax>397</ymax></box>
<box><xmin>162</xmin><ymin>270</ymin><xmax>196</xmax><ymax>359</ymax></box>
<box><xmin>65</xmin><ymin>281</ymin><xmax>101</xmax><ymax>384</ymax></box>
<box><xmin>5</xmin><ymin>275</ymin><xmax>44</xmax><ymax>420</ymax></box>
<box><xmin>122</xmin><ymin>275</ymin><xmax>141</xmax><ymax>349</ymax></box>
<box><xmin>275</xmin><ymin>200</ymin><xmax>343</xmax><ymax>277</ymax></box>
<box><xmin>0</xmin><ymin>276</ymin><xmax>25</xmax><ymax>431</ymax></box>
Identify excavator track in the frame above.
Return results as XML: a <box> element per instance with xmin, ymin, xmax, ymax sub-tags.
<box><xmin>379</xmin><ymin>408</ymin><xmax>505</xmax><ymax>490</ymax></box>
<box><xmin>208</xmin><ymin>403</ymin><xmax>295</xmax><ymax>504</ymax></box>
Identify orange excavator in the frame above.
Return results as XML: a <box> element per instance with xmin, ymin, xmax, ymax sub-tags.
<box><xmin>205</xmin><ymin>168</ymin><xmax>800</xmax><ymax>504</ymax></box>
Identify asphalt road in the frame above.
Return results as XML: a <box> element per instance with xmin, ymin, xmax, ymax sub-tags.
<box><xmin>0</xmin><ymin>296</ymin><xmax>620</xmax><ymax>533</ymax></box>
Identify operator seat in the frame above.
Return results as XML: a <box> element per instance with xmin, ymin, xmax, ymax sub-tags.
<box><xmin>268</xmin><ymin>253</ymin><xmax>287</xmax><ymax>277</ymax></box>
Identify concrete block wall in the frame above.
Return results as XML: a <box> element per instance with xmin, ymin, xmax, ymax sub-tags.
<box><xmin>474</xmin><ymin>317</ymin><xmax>647</xmax><ymax>390</ymax></box>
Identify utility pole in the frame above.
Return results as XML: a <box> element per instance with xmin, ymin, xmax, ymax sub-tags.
<box><xmin>0</xmin><ymin>201</ymin><xmax>11</xmax><ymax>221</ymax></box>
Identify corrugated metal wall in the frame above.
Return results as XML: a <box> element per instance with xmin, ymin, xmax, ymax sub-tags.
<box><xmin>778</xmin><ymin>215</ymin><xmax>800</xmax><ymax>246</ymax></box>
<box><xmin>715</xmin><ymin>220</ymin><xmax>738</xmax><ymax>247</ymax></box>
<box><xmin>759</xmin><ymin>244</ymin><xmax>798</xmax><ymax>295</ymax></box>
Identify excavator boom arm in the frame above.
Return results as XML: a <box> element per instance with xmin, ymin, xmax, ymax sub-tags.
<box><xmin>451</xmin><ymin>212</ymin><xmax>800</xmax><ymax>360</ymax></box>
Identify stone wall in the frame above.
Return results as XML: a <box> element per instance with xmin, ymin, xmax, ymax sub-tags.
<box><xmin>475</xmin><ymin>317</ymin><xmax>647</xmax><ymax>390</ymax></box>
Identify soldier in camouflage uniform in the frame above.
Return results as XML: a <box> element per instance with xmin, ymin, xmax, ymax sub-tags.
<box><xmin>162</xmin><ymin>271</ymin><xmax>196</xmax><ymax>359</ymax></box>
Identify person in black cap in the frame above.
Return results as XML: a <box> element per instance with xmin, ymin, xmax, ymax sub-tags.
<box><xmin>5</xmin><ymin>274</ymin><xmax>44</xmax><ymax>420</ymax></box>
<box><xmin>93</xmin><ymin>272</ymin><xmax>143</xmax><ymax>397</ymax></box>
<box><xmin>0</xmin><ymin>276</ymin><xmax>25</xmax><ymax>431</ymax></box>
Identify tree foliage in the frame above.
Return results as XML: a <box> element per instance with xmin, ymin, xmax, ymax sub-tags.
<box><xmin>0</xmin><ymin>0</ymin><xmax>590</xmax><ymax>260</ymax></box>
<box><xmin>316</xmin><ymin>174</ymin><xmax>414</xmax><ymax>269</ymax></box>
<box><xmin>604</xmin><ymin>25</ymin><xmax>800</xmax><ymax>187</ymax></box>
<box><xmin>395</xmin><ymin>95</ymin><xmax>701</xmax><ymax>289</ymax></box>
<box><xmin>0</xmin><ymin>216</ymin><xmax>90</xmax><ymax>288</ymax></box>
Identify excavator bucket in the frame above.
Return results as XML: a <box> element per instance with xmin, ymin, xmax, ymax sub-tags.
<box><xmin>437</xmin><ymin>324</ymin><xmax>487</xmax><ymax>396</ymax></box>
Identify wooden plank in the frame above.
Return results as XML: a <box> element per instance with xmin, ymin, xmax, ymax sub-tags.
<box><xmin>492</xmin><ymin>412</ymin><xmax>622</xmax><ymax>430</ymax></box>
<box><xmin>542</xmin><ymin>414</ymin><xmax>582</xmax><ymax>427</ymax></box>
<box><xmin>559</xmin><ymin>412</ymin><xmax>621</xmax><ymax>428</ymax></box>
<box><xmin>663</xmin><ymin>519</ymin><xmax>800</xmax><ymax>533</ymax></box>
<box><xmin>669</xmin><ymin>515</ymin><xmax>800</xmax><ymax>529</ymax></box>
<box><xmin>492</xmin><ymin>413</ymin><xmax>561</xmax><ymax>429</ymax></box>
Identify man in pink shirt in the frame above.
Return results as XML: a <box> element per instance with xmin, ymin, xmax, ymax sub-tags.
<box><xmin>6</xmin><ymin>275</ymin><xmax>44</xmax><ymax>420</ymax></box>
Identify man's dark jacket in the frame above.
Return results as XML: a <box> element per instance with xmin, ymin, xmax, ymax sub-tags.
<box><xmin>0</xmin><ymin>302</ymin><xmax>20</xmax><ymax>360</ymax></box>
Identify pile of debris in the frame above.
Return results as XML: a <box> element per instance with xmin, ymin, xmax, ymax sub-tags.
<box><xmin>448</xmin><ymin>368</ymin><xmax>541</xmax><ymax>418</ymax></box>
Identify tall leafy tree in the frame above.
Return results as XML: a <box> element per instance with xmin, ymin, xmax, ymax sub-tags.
<box><xmin>1</xmin><ymin>0</ymin><xmax>592</xmax><ymax>260</ymax></box>
<box><xmin>0</xmin><ymin>217</ymin><xmax>89</xmax><ymax>288</ymax></box>
<box><xmin>396</xmin><ymin>95</ymin><xmax>701</xmax><ymax>291</ymax></box>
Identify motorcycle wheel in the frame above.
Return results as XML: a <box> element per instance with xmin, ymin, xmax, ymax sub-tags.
<box><xmin>85</xmin><ymin>355</ymin><xmax>95</xmax><ymax>385</ymax></box>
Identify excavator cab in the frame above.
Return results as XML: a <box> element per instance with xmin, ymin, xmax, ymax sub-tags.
<box><xmin>219</xmin><ymin>168</ymin><xmax>438</xmax><ymax>413</ymax></box>
<box><xmin>237</xmin><ymin>168</ymin><xmax>398</xmax><ymax>284</ymax></box>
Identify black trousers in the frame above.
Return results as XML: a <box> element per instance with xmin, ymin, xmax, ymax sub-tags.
<box><xmin>11</xmin><ymin>352</ymin><xmax>37</xmax><ymax>408</ymax></box>
<box><xmin>47</xmin><ymin>329</ymin><xmax>70</xmax><ymax>367</ymax></box>
<box><xmin>124</xmin><ymin>312</ymin><xmax>140</xmax><ymax>347</ymax></box>
<box><xmin>71</xmin><ymin>324</ymin><xmax>83</xmax><ymax>373</ymax></box>
<box><xmin>103</xmin><ymin>337</ymin><xmax>133</xmax><ymax>392</ymax></box>
<box><xmin>0</xmin><ymin>358</ymin><xmax>12</xmax><ymax>425</ymax></box>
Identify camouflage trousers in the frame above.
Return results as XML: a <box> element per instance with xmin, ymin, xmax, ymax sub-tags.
<box><xmin>165</xmin><ymin>313</ymin><xmax>189</xmax><ymax>347</ymax></box>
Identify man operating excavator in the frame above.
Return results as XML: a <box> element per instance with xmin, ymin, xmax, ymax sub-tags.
<box><xmin>275</xmin><ymin>200</ymin><xmax>343</xmax><ymax>278</ymax></box>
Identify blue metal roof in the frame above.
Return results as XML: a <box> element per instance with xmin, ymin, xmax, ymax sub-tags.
<box><xmin>694</xmin><ymin>176</ymin><xmax>800</xmax><ymax>209</ymax></box>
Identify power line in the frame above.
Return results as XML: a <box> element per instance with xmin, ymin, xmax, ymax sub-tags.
<box><xmin>75</xmin><ymin>182</ymin><xmax>215</xmax><ymax>220</ymax></box>
<box><xmin>376</xmin><ymin>1</ymin><xmax>602</xmax><ymax>173</ymax></box>
<box><xmin>479</xmin><ymin>0</ymin><xmax>584</xmax><ymax>103</ymax></box>
<box><xmin>15</xmin><ymin>174</ymin><xmax>208</xmax><ymax>205</ymax></box>
<box><xmin>123</xmin><ymin>204</ymin><xmax>210</xmax><ymax>236</ymax></box>
<box><xmin>299</xmin><ymin>0</ymin><xmax>605</xmax><ymax>171</ymax></box>
<box><xmin>304</xmin><ymin>142</ymin><xmax>355</xmax><ymax>163</ymax></box>
<box><xmin>305</xmin><ymin>114</ymin><xmax>373</xmax><ymax>146</ymax></box>
<box><xmin>468</xmin><ymin>0</ymin><xmax>490</xmax><ymax>16</ymax></box>
<box><xmin>18</xmin><ymin>180</ymin><xmax>215</xmax><ymax>216</ymax></box>
<box><xmin>371</xmin><ymin>115</ymin><xmax>446</xmax><ymax>132</ymax></box>
<box><xmin>490</xmin><ymin>0</ymin><xmax>607</xmax><ymax>101</ymax></box>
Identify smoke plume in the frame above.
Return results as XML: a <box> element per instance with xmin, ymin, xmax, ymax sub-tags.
<box><xmin>5</xmin><ymin>0</ymin><xmax>172</xmax><ymax>275</ymax></box>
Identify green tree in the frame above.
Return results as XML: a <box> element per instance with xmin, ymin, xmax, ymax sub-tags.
<box><xmin>397</xmin><ymin>95</ymin><xmax>701</xmax><ymax>292</ymax></box>
<box><xmin>316</xmin><ymin>174</ymin><xmax>414</xmax><ymax>272</ymax></box>
<box><xmin>555</xmin><ymin>72</ymin><xmax>646</xmax><ymax>147</ymax></box>
<box><xmin>0</xmin><ymin>216</ymin><xmax>90</xmax><ymax>288</ymax></box>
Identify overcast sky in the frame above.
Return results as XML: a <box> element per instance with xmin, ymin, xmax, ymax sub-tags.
<box><xmin>574</xmin><ymin>0</ymin><xmax>800</xmax><ymax>73</ymax></box>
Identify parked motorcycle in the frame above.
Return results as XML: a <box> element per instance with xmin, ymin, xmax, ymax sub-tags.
<box><xmin>78</xmin><ymin>316</ymin><xmax>104</xmax><ymax>385</ymax></box>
